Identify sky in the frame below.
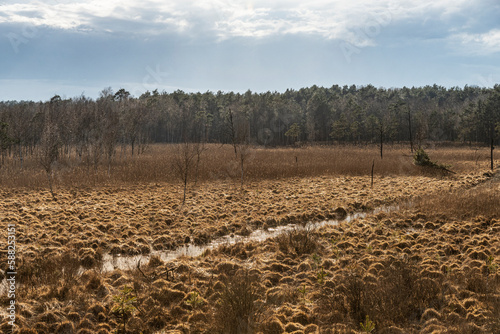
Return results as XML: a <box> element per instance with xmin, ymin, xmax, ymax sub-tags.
<box><xmin>0</xmin><ymin>0</ymin><xmax>499</xmax><ymax>101</ymax></box>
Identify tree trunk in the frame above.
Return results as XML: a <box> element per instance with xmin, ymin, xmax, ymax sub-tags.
<box><xmin>491</xmin><ymin>138</ymin><xmax>495</xmax><ymax>170</ymax></box>
<box><xmin>408</xmin><ymin>108</ymin><xmax>413</xmax><ymax>153</ymax></box>
<box><xmin>19</xmin><ymin>143</ymin><xmax>23</xmax><ymax>168</ymax></box>
<box><xmin>183</xmin><ymin>176</ymin><xmax>187</xmax><ymax>204</ymax></box>
<box><xmin>240</xmin><ymin>155</ymin><xmax>244</xmax><ymax>189</ymax></box>
<box><xmin>194</xmin><ymin>154</ymin><xmax>201</xmax><ymax>187</ymax></box>
<box><xmin>380</xmin><ymin>128</ymin><xmax>384</xmax><ymax>159</ymax></box>
<box><xmin>46</xmin><ymin>170</ymin><xmax>56</xmax><ymax>200</ymax></box>
<box><xmin>371</xmin><ymin>160</ymin><xmax>375</xmax><ymax>188</ymax></box>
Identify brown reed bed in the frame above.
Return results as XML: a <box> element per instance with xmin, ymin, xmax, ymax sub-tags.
<box><xmin>0</xmin><ymin>145</ymin><xmax>497</xmax><ymax>333</ymax></box>
<box><xmin>412</xmin><ymin>177</ymin><xmax>500</xmax><ymax>220</ymax></box>
<box><xmin>0</xmin><ymin>144</ymin><xmax>495</xmax><ymax>189</ymax></box>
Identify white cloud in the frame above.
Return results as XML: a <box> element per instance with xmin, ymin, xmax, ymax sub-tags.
<box><xmin>450</xmin><ymin>29</ymin><xmax>500</xmax><ymax>55</ymax></box>
<box><xmin>0</xmin><ymin>0</ymin><xmax>477</xmax><ymax>46</ymax></box>
<box><xmin>0</xmin><ymin>0</ymin><xmax>190</xmax><ymax>32</ymax></box>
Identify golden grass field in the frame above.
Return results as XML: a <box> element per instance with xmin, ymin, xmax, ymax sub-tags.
<box><xmin>0</xmin><ymin>144</ymin><xmax>498</xmax><ymax>333</ymax></box>
<box><xmin>0</xmin><ymin>143</ymin><xmax>492</xmax><ymax>188</ymax></box>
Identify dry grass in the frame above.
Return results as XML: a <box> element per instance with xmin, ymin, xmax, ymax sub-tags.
<box><xmin>0</xmin><ymin>171</ymin><xmax>489</xmax><ymax>267</ymax></box>
<box><xmin>0</xmin><ymin>145</ymin><xmax>498</xmax><ymax>333</ymax></box>
<box><xmin>213</xmin><ymin>269</ymin><xmax>264</xmax><ymax>334</ymax></box>
<box><xmin>276</xmin><ymin>227</ymin><xmax>320</xmax><ymax>256</ymax></box>
<box><xmin>0</xmin><ymin>144</ymin><xmax>495</xmax><ymax>189</ymax></box>
<box><xmin>413</xmin><ymin>175</ymin><xmax>500</xmax><ymax>219</ymax></box>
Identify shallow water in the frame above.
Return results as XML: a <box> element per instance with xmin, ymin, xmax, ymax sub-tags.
<box><xmin>101</xmin><ymin>205</ymin><xmax>399</xmax><ymax>272</ymax></box>
<box><xmin>0</xmin><ymin>205</ymin><xmax>399</xmax><ymax>296</ymax></box>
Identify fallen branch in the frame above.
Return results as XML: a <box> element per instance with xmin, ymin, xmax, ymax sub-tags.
<box><xmin>136</xmin><ymin>259</ymin><xmax>177</xmax><ymax>282</ymax></box>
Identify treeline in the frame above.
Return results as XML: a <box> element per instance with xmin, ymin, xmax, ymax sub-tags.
<box><xmin>1</xmin><ymin>84</ymin><xmax>499</xmax><ymax>163</ymax></box>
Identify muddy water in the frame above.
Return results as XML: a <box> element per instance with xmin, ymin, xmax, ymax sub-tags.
<box><xmin>102</xmin><ymin>205</ymin><xmax>399</xmax><ymax>272</ymax></box>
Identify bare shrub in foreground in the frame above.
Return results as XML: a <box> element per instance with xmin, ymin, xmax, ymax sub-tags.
<box><xmin>318</xmin><ymin>258</ymin><xmax>444</xmax><ymax>329</ymax></box>
<box><xmin>213</xmin><ymin>270</ymin><xmax>263</xmax><ymax>334</ymax></box>
<box><xmin>276</xmin><ymin>227</ymin><xmax>319</xmax><ymax>256</ymax></box>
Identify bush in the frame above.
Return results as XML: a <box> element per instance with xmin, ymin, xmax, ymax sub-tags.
<box><xmin>212</xmin><ymin>270</ymin><xmax>263</xmax><ymax>333</ymax></box>
<box><xmin>276</xmin><ymin>227</ymin><xmax>319</xmax><ymax>256</ymax></box>
<box><xmin>318</xmin><ymin>258</ymin><xmax>445</xmax><ymax>328</ymax></box>
<box><xmin>413</xmin><ymin>148</ymin><xmax>455</xmax><ymax>174</ymax></box>
<box><xmin>413</xmin><ymin>148</ymin><xmax>452</xmax><ymax>173</ymax></box>
<box><xmin>413</xmin><ymin>148</ymin><xmax>433</xmax><ymax>167</ymax></box>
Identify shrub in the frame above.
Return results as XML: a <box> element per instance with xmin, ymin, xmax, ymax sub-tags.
<box><xmin>276</xmin><ymin>227</ymin><xmax>319</xmax><ymax>256</ymax></box>
<box><xmin>111</xmin><ymin>285</ymin><xmax>137</xmax><ymax>333</ymax></box>
<box><xmin>413</xmin><ymin>148</ymin><xmax>452</xmax><ymax>172</ymax></box>
<box><xmin>413</xmin><ymin>148</ymin><xmax>433</xmax><ymax>167</ymax></box>
<box><xmin>318</xmin><ymin>258</ymin><xmax>444</xmax><ymax>328</ymax></box>
<box><xmin>360</xmin><ymin>315</ymin><xmax>375</xmax><ymax>333</ymax></box>
<box><xmin>212</xmin><ymin>270</ymin><xmax>263</xmax><ymax>334</ymax></box>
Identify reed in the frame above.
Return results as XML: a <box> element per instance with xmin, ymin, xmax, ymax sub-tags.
<box><xmin>0</xmin><ymin>144</ymin><xmax>492</xmax><ymax>189</ymax></box>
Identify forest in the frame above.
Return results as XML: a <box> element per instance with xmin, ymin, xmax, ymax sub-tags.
<box><xmin>0</xmin><ymin>84</ymin><xmax>499</xmax><ymax>166</ymax></box>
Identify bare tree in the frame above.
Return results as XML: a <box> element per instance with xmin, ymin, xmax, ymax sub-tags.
<box><xmin>86</xmin><ymin>127</ymin><xmax>103</xmax><ymax>176</ymax></box>
<box><xmin>226</xmin><ymin>108</ymin><xmax>238</xmax><ymax>159</ymax></box>
<box><xmin>80</xmin><ymin>102</ymin><xmax>104</xmax><ymax>181</ymax></box>
<box><xmin>374</xmin><ymin>101</ymin><xmax>397</xmax><ymax>159</ymax></box>
<box><xmin>100</xmin><ymin>89</ymin><xmax>119</xmax><ymax>176</ymax></box>
<box><xmin>4</xmin><ymin>103</ymin><xmax>32</xmax><ymax>168</ymax></box>
<box><xmin>192</xmin><ymin>104</ymin><xmax>211</xmax><ymax>186</ymax></box>
<box><xmin>0</xmin><ymin>122</ymin><xmax>16</xmax><ymax>167</ymax></box>
<box><xmin>238</xmin><ymin>139</ymin><xmax>251</xmax><ymax>188</ymax></box>
<box><xmin>38</xmin><ymin>122</ymin><xmax>61</xmax><ymax>200</ymax></box>
<box><xmin>225</xmin><ymin>107</ymin><xmax>251</xmax><ymax>188</ymax></box>
<box><xmin>173</xmin><ymin>142</ymin><xmax>198</xmax><ymax>205</ymax></box>
<box><xmin>193</xmin><ymin>142</ymin><xmax>207</xmax><ymax>187</ymax></box>
<box><xmin>121</xmin><ymin>99</ymin><xmax>148</xmax><ymax>156</ymax></box>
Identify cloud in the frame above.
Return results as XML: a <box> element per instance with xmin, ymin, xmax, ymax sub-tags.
<box><xmin>0</xmin><ymin>0</ymin><xmax>190</xmax><ymax>33</ymax></box>
<box><xmin>1</xmin><ymin>0</ymin><xmax>496</xmax><ymax>63</ymax></box>
<box><xmin>0</xmin><ymin>0</ymin><xmax>474</xmax><ymax>42</ymax></box>
<box><xmin>450</xmin><ymin>29</ymin><xmax>500</xmax><ymax>55</ymax></box>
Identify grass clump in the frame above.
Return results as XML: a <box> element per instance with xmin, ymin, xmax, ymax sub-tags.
<box><xmin>276</xmin><ymin>227</ymin><xmax>319</xmax><ymax>256</ymax></box>
<box><xmin>212</xmin><ymin>270</ymin><xmax>263</xmax><ymax>334</ymax></box>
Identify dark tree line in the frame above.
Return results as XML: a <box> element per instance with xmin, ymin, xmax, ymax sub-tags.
<box><xmin>0</xmin><ymin>84</ymin><xmax>499</xmax><ymax>165</ymax></box>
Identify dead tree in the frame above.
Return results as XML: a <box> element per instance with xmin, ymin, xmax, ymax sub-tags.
<box><xmin>491</xmin><ymin>138</ymin><xmax>495</xmax><ymax>171</ymax></box>
<box><xmin>407</xmin><ymin>104</ymin><xmax>414</xmax><ymax>153</ymax></box>
<box><xmin>100</xmin><ymin>91</ymin><xmax>119</xmax><ymax>177</ymax></box>
<box><xmin>193</xmin><ymin>142</ymin><xmax>207</xmax><ymax>187</ymax></box>
<box><xmin>225</xmin><ymin>107</ymin><xmax>251</xmax><ymax>188</ymax></box>
<box><xmin>38</xmin><ymin>123</ymin><xmax>61</xmax><ymax>200</ymax></box>
<box><xmin>173</xmin><ymin>142</ymin><xmax>198</xmax><ymax>204</ymax></box>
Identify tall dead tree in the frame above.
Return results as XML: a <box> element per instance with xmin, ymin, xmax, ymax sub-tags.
<box><xmin>193</xmin><ymin>142</ymin><xmax>207</xmax><ymax>187</ymax></box>
<box><xmin>407</xmin><ymin>104</ymin><xmax>414</xmax><ymax>153</ymax></box>
<box><xmin>38</xmin><ymin>122</ymin><xmax>61</xmax><ymax>200</ymax></box>
<box><xmin>173</xmin><ymin>142</ymin><xmax>198</xmax><ymax>205</ymax></box>
<box><xmin>0</xmin><ymin>122</ymin><xmax>15</xmax><ymax>167</ymax></box>
<box><xmin>225</xmin><ymin>107</ymin><xmax>251</xmax><ymax>188</ymax></box>
<box><xmin>100</xmin><ymin>88</ymin><xmax>120</xmax><ymax>176</ymax></box>
<box><xmin>483</xmin><ymin>89</ymin><xmax>500</xmax><ymax>170</ymax></box>
<box><xmin>374</xmin><ymin>101</ymin><xmax>398</xmax><ymax>160</ymax></box>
